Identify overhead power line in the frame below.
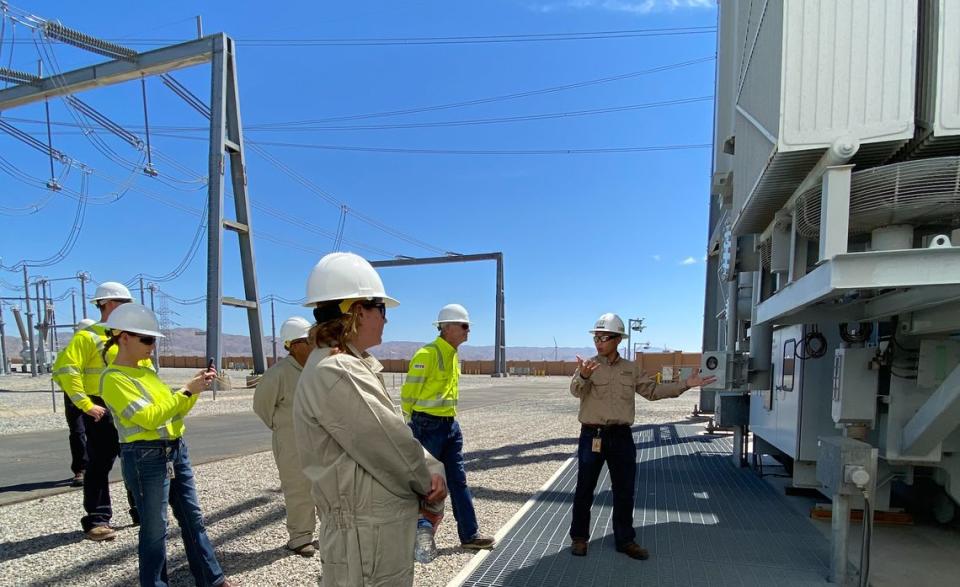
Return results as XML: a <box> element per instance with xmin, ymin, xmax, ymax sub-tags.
<box><xmin>6</xmin><ymin>26</ymin><xmax>717</xmax><ymax>47</ymax></box>
<box><xmin>252</xmin><ymin>56</ymin><xmax>715</xmax><ymax>126</ymax></box>
<box><xmin>151</xmin><ymin>135</ymin><xmax>713</xmax><ymax>155</ymax></box>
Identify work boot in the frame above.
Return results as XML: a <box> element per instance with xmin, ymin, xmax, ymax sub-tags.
<box><xmin>85</xmin><ymin>526</ymin><xmax>117</xmax><ymax>542</ymax></box>
<box><xmin>288</xmin><ymin>542</ymin><xmax>317</xmax><ymax>557</ymax></box>
<box><xmin>616</xmin><ymin>542</ymin><xmax>649</xmax><ymax>560</ymax></box>
<box><xmin>70</xmin><ymin>471</ymin><xmax>84</xmax><ymax>487</ymax></box>
<box><xmin>570</xmin><ymin>539</ymin><xmax>588</xmax><ymax>557</ymax></box>
<box><xmin>461</xmin><ymin>534</ymin><xmax>496</xmax><ymax>550</ymax></box>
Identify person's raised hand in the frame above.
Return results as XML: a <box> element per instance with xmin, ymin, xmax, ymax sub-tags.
<box><xmin>576</xmin><ymin>355</ymin><xmax>599</xmax><ymax>379</ymax></box>
<box><xmin>684</xmin><ymin>369</ymin><xmax>717</xmax><ymax>389</ymax></box>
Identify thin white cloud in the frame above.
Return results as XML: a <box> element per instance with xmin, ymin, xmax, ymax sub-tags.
<box><xmin>652</xmin><ymin>254</ymin><xmax>662</xmax><ymax>262</ymax></box>
<box><xmin>680</xmin><ymin>256</ymin><xmax>697</xmax><ymax>265</ymax></box>
<box><xmin>535</xmin><ymin>0</ymin><xmax>714</xmax><ymax>15</ymax></box>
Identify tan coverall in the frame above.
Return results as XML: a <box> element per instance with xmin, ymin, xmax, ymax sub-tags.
<box><xmin>294</xmin><ymin>344</ymin><xmax>444</xmax><ymax>587</ymax></box>
<box><xmin>253</xmin><ymin>354</ymin><xmax>317</xmax><ymax>550</ymax></box>
<box><xmin>570</xmin><ymin>355</ymin><xmax>689</xmax><ymax>424</ymax></box>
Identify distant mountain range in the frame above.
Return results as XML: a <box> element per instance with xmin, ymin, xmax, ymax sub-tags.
<box><xmin>1</xmin><ymin>327</ymin><xmax>672</xmax><ymax>362</ymax></box>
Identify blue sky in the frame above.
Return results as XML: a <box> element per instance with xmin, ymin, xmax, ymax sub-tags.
<box><xmin>0</xmin><ymin>0</ymin><xmax>717</xmax><ymax>352</ymax></box>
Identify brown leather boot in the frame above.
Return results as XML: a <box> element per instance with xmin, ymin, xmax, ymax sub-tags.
<box><xmin>617</xmin><ymin>542</ymin><xmax>649</xmax><ymax>560</ymax></box>
<box><xmin>570</xmin><ymin>539</ymin><xmax>588</xmax><ymax>556</ymax></box>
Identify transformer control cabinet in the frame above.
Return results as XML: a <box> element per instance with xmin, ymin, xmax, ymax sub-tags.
<box><xmin>831</xmin><ymin>348</ymin><xmax>878</xmax><ymax>425</ymax></box>
<box><xmin>701</xmin><ymin>351</ymin><xmax>730</xmax><ymax>391</ymax></box>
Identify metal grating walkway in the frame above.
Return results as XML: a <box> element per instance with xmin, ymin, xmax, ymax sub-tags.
<box><xmin>461</xmin><ymin>424</ymin><xmax>832</xmax><ymax>586</ymax></box>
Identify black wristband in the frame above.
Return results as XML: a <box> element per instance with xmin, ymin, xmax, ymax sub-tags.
<box><xmin>181</xmin><ymin>389</ymin><xmax>193</xmax><ymax>398</ymax></box>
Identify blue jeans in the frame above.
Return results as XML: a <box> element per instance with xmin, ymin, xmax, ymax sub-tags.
<box><xmin>120</xmin><ymin>439</ymin><xmax>225</xmax><ymax>587</ymax></box>
<box><xmin>408</xmin><ymin>413</ymin><xmax>479</xmax><ymax>543</ymax></box>
<box><xmin>569</xmin><ymin>424</ymin><xmax>637</xmax><ymax>548</ymax></box>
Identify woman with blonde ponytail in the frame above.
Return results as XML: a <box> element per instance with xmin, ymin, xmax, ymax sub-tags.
<box><xmin>293</xmin><ymin>252</ymin><xmax>447</xmax><ymax>587</ymax></box>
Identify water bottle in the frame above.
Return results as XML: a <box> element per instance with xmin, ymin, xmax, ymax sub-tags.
<box><xmin>414</xmin><ymin>518</ymin><xmax>438</xmax><ymax>563</ymax></box>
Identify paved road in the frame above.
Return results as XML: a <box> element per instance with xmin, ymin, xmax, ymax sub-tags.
<box><xmin>0</xmin><ymin>380</ymin><xmax>562</xmax><ymax>506</ymax></box>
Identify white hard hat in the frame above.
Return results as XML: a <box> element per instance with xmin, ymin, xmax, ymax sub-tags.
<box><xmin>589</xmin><ymin>313</ymin><xmax>627</xmax><ymax>337</ymax></box>
<box><xmin>102</xmin><ymin>303</ymin><xmax>164</xmax><ymax>337</ymax></box>
<box><xmin>75</xmin><ymin>318</ymin><xmax>97</xmax><ymax>332</ymax></box>
<box><xmin>303</xmin><ymin>252</ymin><xmax>399</xmax><ymax>308</ymax></box>
<box><xmin>280</xmin><ymin>316</ymin><xmax>312</xmax><ymax>346</ymax></box>
<box><xmin>89</xmin><ymin>281</ymin><xmax>134</xmax><ymax>305</ymax></box>
<box><xmin>434</xmin><ymin>303</ymin><xmax>470</xmax><ymax>326</ymax></box>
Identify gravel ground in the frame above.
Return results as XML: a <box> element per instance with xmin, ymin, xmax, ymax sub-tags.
<box><xmin>0</xmin><ymin>375</ymin><xmax>700</xmax><ymax>586</ymax></box>
<box><xmin>0</xmin><ymin>371</ymin><xmax>520</xmax><ymax>436</ymax></box>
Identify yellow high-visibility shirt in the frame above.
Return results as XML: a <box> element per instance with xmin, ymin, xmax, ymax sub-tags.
<box><xmin>52</xmin><ymin>324</ymin><xmax>153</xmax><ymax>412</ymax></box>
<box><xmin>401</xmin><ymin>336</ymin><xmax>460</xmax><ymax>418</ymax></box>
<box><xmin>99</xmin><ymin>364</ymin><xmax>198</xmax><ymax>443</ymax></box>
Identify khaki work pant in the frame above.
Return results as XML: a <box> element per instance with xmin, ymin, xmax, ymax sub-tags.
<box><xmin>272</xmin><ymin>426</ymin><xmax>318</xmax><ymax>549</ymax></box>
<box><xmin>319</xmin><ymin>516</ymin><xmax>416</xmax><ymax>587</ymax></box>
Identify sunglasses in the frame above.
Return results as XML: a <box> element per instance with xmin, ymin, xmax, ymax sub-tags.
<box><xmin>459</xmin><ymin>323</ymin><xmax>470</xmax><ymax>331</ymax></box>
<box><xmin>361</xmin><ymin>302</ymin><xmax>387</xmax><ymax>317</ymax></box>
<box><xmin>593</xmin><ymin>334</ymin><xmax>621</xmax><ymax>343</ymax></box>
<box><xmin>130</xmin><ymin>333</ymin><xmax>156</xmax><ymax>346</ymax></box>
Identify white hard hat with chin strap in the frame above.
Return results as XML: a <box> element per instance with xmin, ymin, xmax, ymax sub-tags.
<box><xmin>280</xmin><ymin>316</ymin><xmax>312</xmax><ymax>348</ymax></box>
<box><xmin>102</xmin><ymin>303</ymin><xmax>164</xmax><ymax>337</ymax></box>
<box><xmin>304</xmin><ymin>252</ymin><xmax>399</xmax><ymax>323</ymax></box>
<box><xmin>434</xmin><ymin>303</ymin><xmax>470</xmax><ymax>326</ymax></box>
<box><xmin>89</xmin><ymin>281</ymin><xmax>134</xmax><ymax>306</ymax></box>
<box><xmin>589</xmin><ymin>313</ymin><xmax>628</xmax><ymax>337</ymax></box>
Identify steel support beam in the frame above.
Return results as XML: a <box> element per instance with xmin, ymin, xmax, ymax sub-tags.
<box><xmin>767</xmin><ymin>286</ymin><xmax>960</xmax><ymax>326</ymax></box>
<box><xmin>371</xmin><ymin>253</ymin><xmax>506</xmax><ymax>376</ymax></box>
<box><xmin>756</xmin><ymin>248</ymin><xmax>960</xmax><ymax>324</ymax></box>
<box><xmin>901</xmin><ymin>362</ymin><xmax>960</xmax><ymax>456</ymax></box>
<box><xmin>0</xmin><ymin>37</ymin><xmax>216</xmax><ymax>111</ymax></box>
<box><xmin>205</xmin><ymin>35</ymin><xmax>268</xmax><ymax>388</ymax></box>
<box><xmin>1</xmin><ymin>30</ymin><xmax>267</xmax><ymax>384</ymax></box>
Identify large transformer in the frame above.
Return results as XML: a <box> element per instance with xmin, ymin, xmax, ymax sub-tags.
<box><xmin>702</xmin><ymin>1</ymin><xmax>960</xmax><ymax>582</ymax></box>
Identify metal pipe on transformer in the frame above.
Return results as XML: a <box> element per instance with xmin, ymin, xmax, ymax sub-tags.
<box><xmin>34</xmin><ymin>280</ymin><xmax>46</xmax><ymax>372</ymax></box>
<box><xmin>24</xmin><ymin>267</ymin><xmax>36</xmax><ymax>376</ymax></box>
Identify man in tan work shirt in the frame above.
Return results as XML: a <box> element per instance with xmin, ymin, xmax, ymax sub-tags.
<box><xmin>253</xmin><ymin>316</ymin><xmax>319</xmax><ymax>556</ymax></box>
<box><xmin>569</xmin><ymin>313</ymin><xmax>715</xmax><ymax>560</ymax></box>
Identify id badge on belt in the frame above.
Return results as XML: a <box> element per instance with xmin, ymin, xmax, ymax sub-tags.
<box><xmin>591</xmin><ymin>436</ymin><xmax>602</xmax><ymax>453</ymax></box>
<box><xmin>165</xmin><ymin>447</ymin><xmax>175</xmax><ymax>480</ymax></box>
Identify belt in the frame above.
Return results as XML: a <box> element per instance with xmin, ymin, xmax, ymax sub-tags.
<box><xmin>125</xmin><ymin>438</ymin><xmax>183</xmax><ymax>448</ymax></box>
<box><xmin>581</xmin><ymin>423</ymin><xmax>630</xmax><ymax>432</ymax></box>
<box><xmin>412</xmin><ymin>411</ymin><xmax>455</xmax><ymax>423</ymax></box>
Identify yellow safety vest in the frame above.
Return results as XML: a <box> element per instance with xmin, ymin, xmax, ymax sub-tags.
<box><xmin>401</xmin><ymin>336</ymin><xmax>460</xmax><ymax>418</ymax></box>
<box><xmin>99</xmin><ymin>364</ymin><xmax>198</xmax><ymax>443</ymax></box>
<box><xmin>52</xmin><ymin>323</ymin><xmax>153</xmax><ymax>412</ymax></box>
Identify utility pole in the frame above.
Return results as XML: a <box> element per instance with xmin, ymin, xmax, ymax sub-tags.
<box><xmin>139</xmin><ymin>275</ymin><xmax>145</xmax><ymax>304</ymax></box>
<box><xmin>270</xmin><ymin>297</ymin><xmax>277</xmax><ymax>364</ymax></box>
<box><xmin>148</xmin><ymin>283</ymin><xmax>160</xmax><ymax>371</ymax></box>
<box><xmin>78</xmin><ymin>272</ymin><xmax>88</xmax><ymax>319</ymax></box>
<box><xmin>71</xmin><ymin>289</ymin><xmax>77</xmax><ymax>327</ymax></box>
<box><xmin>23</xmin><ymin>266</ymin><xmax>36</xmax><ymax>376</ymax></box>
<box><xmin>0</xmin><ymin>303</ymin><xmax>9</xmax><ymax>375</ymax></box>
<box><xmin>627</xmin><ymin>318</ymin><xmax>645</xmax><ymax>361</ymax></box>
<box><xmin>45</xmin><ymin>280</ymin><xmax>58</xmax><ymax>353</ymax></box>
